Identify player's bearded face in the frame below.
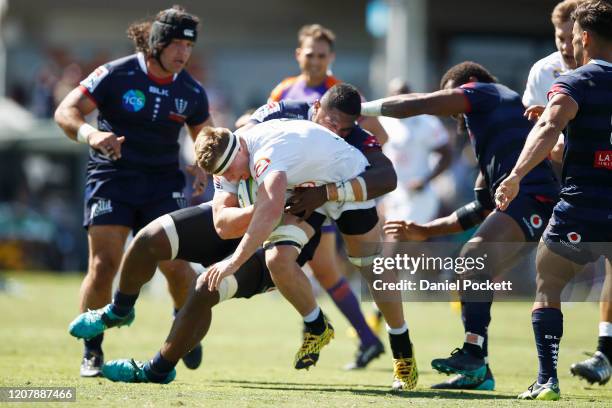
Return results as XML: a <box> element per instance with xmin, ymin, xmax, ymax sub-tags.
<box><xmin>555</xmin><ymin>20</ymin><xmax>576</xmax><ymax>69</ymax></box>
<box><xmin>296</xmin><ymin>38</ymin><xmax>334</xmax><ymax>81</ymax></box>
<box><xmin>160</xmin><ymin>39</ymin><xmax>194</xmax><ymax>73</ymax></box>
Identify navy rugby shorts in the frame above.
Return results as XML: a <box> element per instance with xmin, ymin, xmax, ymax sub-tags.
<box><xmin>502</xmin><ymin>192</ymin><xmax>555</xmax><ymax>242</ymax></box>
<box><xmin>542</xmin><ymin>204</ymin><xmax>612</xmax><ymax>265</ymax></box>
<box><xmin>83</xmin><ymin>170</ymin><xmax>185</xmax><ymax>233</ymax></box>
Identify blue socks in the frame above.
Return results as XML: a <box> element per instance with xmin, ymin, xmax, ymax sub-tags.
<box><xmin>532</xmin><ymin>308</ymin><xmax>563</xmax><ymax>384</ymax></box>
<box><xmin>461</xmin><ymin>301</ymin><xmax>492</xmax><ymax>359</ymax></box>
<box><xmin>144</xmin><ymin>351</ymin><xmax>177</xmax><ymax>382</ymax></box>
<box><xmin>109</xmin><ymin>290</ymin><xmax>138</xmax><ymax>317</ymax></box>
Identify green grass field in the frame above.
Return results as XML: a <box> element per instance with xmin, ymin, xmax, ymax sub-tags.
<box><xmin>1</xmin><ymin>272</ymin><xmax>610</xmax><ymax>407</ymax></box>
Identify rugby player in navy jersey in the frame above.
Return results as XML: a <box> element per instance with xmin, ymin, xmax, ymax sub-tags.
<box><xmin>361</xmin><ymin>62</ymin><xmax>560</xmax><ymax>391</ymax></box>
<box><xmin>495</xmin><ymin>0</ymin><xmax>612</xmax><ymax>399</ymax></box>
<box><xmin>67</xmin><ymin>85</ymin><xmax>408</xmax><ymax>385</ymax></box>
<box><xmin>56</xmin><ymin>6</ymin><xmax>212</xmax><ymax>377</ymax></box>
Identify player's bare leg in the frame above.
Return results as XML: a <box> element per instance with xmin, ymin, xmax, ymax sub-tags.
<box><xmin>158</xmin><ymin>259</ymin><xmax>196</xmax><ymax>309</ymax></box>
<box><xmin>80</xmin><ymin>226</ymin><xmax>130</xmax><ymax>313</ymax></box>
<box><xmin>308</xmin><ymin>232</ymin><xmax>382</xmax><ymax>369</ymax></box>
<box><xmin>432</xmin><ymin>211</ymin><xmax>524</xmax><ymax>389</ymax></box>
<box><xmin>70</xmin><ymin>220</ymin><xmax>203</xmax><ymax>369</ymax></box>
<box><xmin>77</xmin><ymin>225</ymin><xmax>130</xmax><ymax>377</ymax></box>
<box><xmin>343</xmin><ymin>223</ymin><xmax>417</xmax><ymax>390</ymax></box>
<box><xmin>265</xmin><ymin>217</ymin><xmax>334</xmax><ymax>370</ymax></box>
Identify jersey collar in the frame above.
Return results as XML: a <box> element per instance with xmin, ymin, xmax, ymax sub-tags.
<box><xmin>137</xmin><ymin>52</ymin><xmax>178</xmax><ymax>84</ymax></box>
<box><xmin>588</xmin><ymin>58</ymin><xmax>612</xmax><ymax>68</ymax></box>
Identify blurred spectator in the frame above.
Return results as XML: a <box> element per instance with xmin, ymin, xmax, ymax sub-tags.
<box><xmin>30</xmin><ymin>65</ymin><xmax>58</xmax><ymax>118</ymax></box>
<box><xmin>53</xmin><ymin>63</ymin><xmax>82</xmax><ymax>107</ymax></box>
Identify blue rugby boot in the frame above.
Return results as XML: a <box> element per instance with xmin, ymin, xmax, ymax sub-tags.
<box><xmin>431</xmin><ymin>348</ymin><xmax>486</xmax><ymax>379</ymax></box>
<box><xmin>431</xmin><ymin>365</ymin><xmax>495</xmax><ymax>390</ymax></box>
<box><xmin>69</xmin><ymin>304</ymin><xmax>135</xmax><ymax>340</ymax></box>
<box><xmin>102</xmin><ymin>359</ymin><xmax>175</xmax><ymax>384</ymax></box>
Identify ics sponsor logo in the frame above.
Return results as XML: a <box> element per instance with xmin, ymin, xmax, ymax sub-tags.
<box><xmin>122</xmin><ymin>89</ymin><xmax>146</xmax><ymax>112</ymax></box>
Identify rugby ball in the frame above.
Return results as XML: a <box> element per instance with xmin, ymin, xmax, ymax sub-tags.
<box><xmin>237</xmin><ymin>178</ymin><xmax>258</xmax><ymax>208</ymax></box>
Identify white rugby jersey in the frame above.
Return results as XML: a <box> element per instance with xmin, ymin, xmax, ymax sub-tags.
<box><xmin>214</xmin><ymin>119</ymin><xmax>368</xmax><ymax>192</ymax></box>
<box><xmin>523</xmin><ymin>51</ymin><xmax>570</xmax><ymax>107</ymax></box>
<box><xmin>379</xmin><ymin>115</ymin><xmax>448</xmax><ymax>183</ymax></box>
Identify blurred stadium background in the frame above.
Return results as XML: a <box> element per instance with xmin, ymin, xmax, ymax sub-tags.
<box><xmin>1</xmin><ymin>1</ymin><xmax>611</xmax><ymax>405</ymax></box>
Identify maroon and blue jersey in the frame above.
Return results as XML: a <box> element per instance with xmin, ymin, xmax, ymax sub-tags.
<box><xmin>459</xmin><ymin>82</ymin><xmax>558</xmax><ymax>199</ymax></box>
<box><xmin>548</xmin><ymin>60</ymin><xmax>612</xmax><ymax>223</ymax></box>
<box><xmin>248</xmin><ymin>100</ymin><xmax>381</xmax><ymax>153</ymax></box>
<box><xmin>79</xmin><ymin>53</ymin><xmax>210</xmax><ymax>177</ymax></box>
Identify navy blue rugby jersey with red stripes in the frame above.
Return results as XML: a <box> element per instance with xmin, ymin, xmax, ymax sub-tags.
<box><xmin>79</xmin><ymin>53</ymin><xmax>210</xmax><ymax>176</ymax></box>
<box><xmin>248</xmin><ymin>100</ymin><xmax>381</xmax><ymax>153</ymax></box>
<box><xmin>548</xmin><ymin>59</ymin><xmax>612</xmax><ymax>222</ymax></box>
<box><xmin>458</xmin><ymin>82</ymin><xmax>558</xmax><ymax>199</ymax></box>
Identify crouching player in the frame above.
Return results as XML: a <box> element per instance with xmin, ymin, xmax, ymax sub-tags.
<box><xmin>67</xmin><ymin>122</ymin><xmax>410</xmax><ymax>387</ymax></box>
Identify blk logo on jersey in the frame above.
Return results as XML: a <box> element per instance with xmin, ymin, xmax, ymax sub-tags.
<box><xmin>530</xmin><ymin>214</ymin><xmax>543</xmax><ymax>228</ymax></box>
<box><xmin>254</xmin><ymin>158</ymin><xmax>271</xmax><ymax>178</ymax></box>
<box><xmin>149</xmin><ymin>85</ymin><xmax>169</xmax><ymax>96</ymax></box>
<box><xmin>594</xmin><ymin>150</ymin><xmax>612</xmax><ymax>170</ymax></box>
<box><xmin>567</xmin><ymin>232</ymin><xmax>581</xmax><ymax>243</ymax></box>
<box><xmin>122</xmin><ymin>90</ymin><xmax>146</xmax><ymax>112</ymax></box>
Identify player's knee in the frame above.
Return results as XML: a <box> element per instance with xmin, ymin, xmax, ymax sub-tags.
<box><xmin>132</xmin><ymin>223</ymin><xmax>171</xmax><ymax>261</ymax></box>
<box><xmin>265</xmin><ymin>246</ymin><xmax>297</xmax><ymax>278</ymax></box>
<box><xmin>457</xmin><ymin>242</ymin><xmax>490</xmax><ymax>280</ymax></box>
<box><xmin>194</xmin><ymin>275</ymin><xmax>223</xmax><ymax>307</ymax></box>
<box><xmin>88</xmin><ymin>252</ymin><xmax>120</xmax><ymax>286</ymax></box>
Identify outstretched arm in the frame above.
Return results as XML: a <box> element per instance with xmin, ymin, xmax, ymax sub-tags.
<box><xmin>360</xmin><ymin>89</ymin><xmax>470</xmax><ymax>118</ymax></box>
<box><xmin>384</xmin><ymin>172</ymin><xmax>491</xmax><ymax>240</ymax></box>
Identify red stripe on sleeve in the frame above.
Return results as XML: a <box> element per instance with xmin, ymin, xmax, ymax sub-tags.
<box><xmin>78</xmin><ymin>85</ymin><xmax>98</xmax><ymax>107</ymax></box>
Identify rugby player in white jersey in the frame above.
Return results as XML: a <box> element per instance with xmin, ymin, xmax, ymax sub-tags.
<box><xmin>198</xmin><ymin>119</ymin><xmax>418</xmax><ymax>390</ymax></box>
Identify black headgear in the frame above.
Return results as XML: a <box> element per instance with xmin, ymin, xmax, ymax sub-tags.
<box><xmin>149</xmin><ymin>8</ymin><xmax>198</xmax><ymax>59</ymax></box>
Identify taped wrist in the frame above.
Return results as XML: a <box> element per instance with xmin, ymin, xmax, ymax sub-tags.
<box><xmin>455</xmin><ymin>201</ymin><xmax>487</xmax><ymax>230</ymax></box>
<box><xmin>325</xmin><ymin>177</ymin><xmax>367</xmax><ymax>202</ymax></box>
<box><xmin>360</xmin><ymin>101</ymin><xmax>383</xmax><ymax>116</ymax></box>
<box><xmin>77</xmin><ymin>123</ymin><xmax>97</xmax><ymax>144</ymax></box>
